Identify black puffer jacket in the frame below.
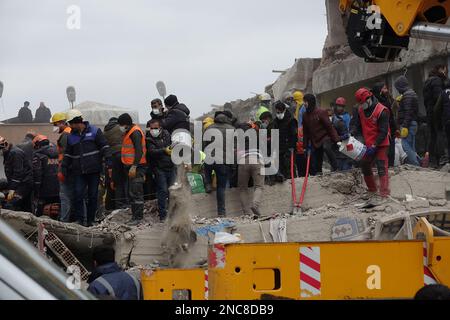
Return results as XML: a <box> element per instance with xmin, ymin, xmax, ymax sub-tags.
<box><xmin>32</xmin><ymin>144</ymin><xmax>60</xmax><ymax>198</ymax></box>
<box><xmin>146</xmin><ymin>129</ymin><xmax>173</xmax><ymax>171</ymax></box>
<box><xmin>272</xmin><ymin>110</ymin><xmax>298</xmax><ymax>152</ymax></box>
<box><xmin>394</xmin><ymin>76</ymin><xmax>418</xmax><ymax>129</ymax></box>
<box><xmin>3</xmin><ymin>145</ymin><xmax>33</xmax><ymax>190</ymax></box>
<box><xmin>161</xmin><ymin>104</ymin><xmax>191</xmax><ymax>134</ymax></box>
<box><xmin>423</xmin><ymin>71</ymin><xmax>447</xmax><ymax>115</ymax></box>
<box><xmin>204</xmin><ymin>113</ymin><xmax>235</xmax><ymax>164</ymax></box>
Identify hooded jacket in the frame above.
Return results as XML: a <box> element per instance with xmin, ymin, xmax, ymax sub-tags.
<box><xmin>34</xmin><ymin>105</ymin><xmax>52</xmax><ymax>123</ymax></box>
<box><xmin>394</xmin><ymin>76</ymin><xmax>418</xmax><ymax>129</ymax></box>
<box><xmin>32</xmin><ymin>144</ymin><xmax>60</xmax><ymax>198</ymax></box>
<box><xmin>204</xmin><ymin>113</ymin><xmax>235</xmax><ymax>164</ymax></box>
<box><xmin>423</xmin><ymin>70</ymin><xmax>447</xmax><ymax>115</ymax></box>
<box><xmin>161</xmin><ymin>103</ymin><xmax>191</xmax><ymax>134</ymax></box>
<box><xmin>104</xmin><ymin>118</ymin><xmax>123</xmax><ymax>155</ymax></box>
<box><xmin>146</xmin><ymin>129</ymin><xmax>173</xmax><ymax>171</ymax></box>
<box><xmin>272</xmin><ymin>109</ymin><xmax>298</xmax><ymax>152</ymax></box>
<box><xmin>3</xmin><ymin>145</ymin><xmax>33</xmax><ymax>190</ymax></box>
<box><xmin>88</xmin><ymin>262</ymin><xmax>142</xmax><ymax>300</ymax></box>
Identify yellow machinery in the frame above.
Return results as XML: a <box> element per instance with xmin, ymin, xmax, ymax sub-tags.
<box><xmin>142</xmin><ymin>218</ymin><xmax>450</xmax><ymax>300</ymax></box>
<box><xmin>338</xmin><ymin>0</ymin><xmax>450</xmax><ymax>62</ymax></box>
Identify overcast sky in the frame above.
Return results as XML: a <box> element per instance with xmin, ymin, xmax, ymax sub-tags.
<box><xmin>0</xmin><ymin>0</ymin><xmax>327</xmax><ymax>122</ymax></box>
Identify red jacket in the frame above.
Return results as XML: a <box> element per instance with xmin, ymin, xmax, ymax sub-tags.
<box><xmin>303</xmin><ymin>107</ymin><xmax>340</xmax><ymax>149</ymax></box>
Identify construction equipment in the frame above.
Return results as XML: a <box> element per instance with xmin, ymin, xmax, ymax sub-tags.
<box><xmin>339</xmin><ymin>0</ymin><xmax>450</xmax><ymax>62</ymax></box>
<box><xmin>290</xmin><ymin>150</ymin><xmax>311</xmax><ymax>215</ymax></box>
<box><xmin>142</xmin><ymin>217</ymin><xmax>450</xmax><ymax>300</ymax></box>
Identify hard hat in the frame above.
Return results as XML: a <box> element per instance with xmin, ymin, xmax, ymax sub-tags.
<box><xmin>202</xmin><ymin>117</ymin><xmax>214</xmax><ymax>130</ymax></box>
<box><xmin>199</xmin><ymin>151</ymin><xmax>206</xmax><ymax>163</ymax></box>
<box><xmin>293</xmin><ymin>91</ymin><xmax>304</xmax><ymax>102</ymax></box>
<box><xmin>32</xmin><ymin>135</ymin><xmax>49</xmax><ymax>148</ymax></box>
<box><xmin>50</xmin><ymin>112</ymin><xmax>67</xmax><ymax>124</ymax></box>
<box><xmin>259</xmin><ymin>93</ymin><xmax>272</xmax><ymax>102</ymax></box>
<box><xmin>0</xmin><ymin>136</ymin><xmax>8</xmax><ymax>149</ymax></box>
<box><xmin>256</xmin><ymin>106</ymin><xmax>270</xmax><ymax>121</ymax></box>
<box><xmin>335</xmin><ymin>97</ymin><xmax>346</xmax><ymax>106</ymax></box>
<box><xmin>355</xmin><ymin>88</ymin><xmax>373</xmax><ymax>104</ymax></box>
<box><xmin>66</xmin><ymin>109</ymin><xmax>83</xmax><ymax>122</ymax></box>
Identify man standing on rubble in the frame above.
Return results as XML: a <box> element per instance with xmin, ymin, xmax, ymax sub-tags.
<box><xmin>161</xmin><ymin>95</ymin><xmax>191</xmax><ymax>134</ymax></box>
<box><xmin>62</xmin><ymin>109</ymin><xmax>111</xmax><ymax>227</ymax></box>
<box><xmin>352</xmin><ymin>88</ymin><xmax>391</xmax><ymax>202</ymax></box>
<box><xmin>332</xmin><ymin>98</ymin><xmax>352</xmax><ymax>171</ymax></box>
<box><xmin>118</xmin><ymin>113</ymin><xmax>147</xmax><ymax>226</ymax></box>
<box><xmin>51</xmin><ymin>112</ymin><xmax>73</xmax><ymax>222</ymax></box>
<box><xmin>302</xmin><ymin>94</ymin><xmax>341</xmax><ymax>176</ymax></box>
<box><xmin>34</xmin><ymin>102</ymin><xmax>52</xmax><ymax>123</ymax></box>
<box><xmin>0</xmin><ymin>136</ymin><xmax>33</xmax><ymax>212</ymax></box>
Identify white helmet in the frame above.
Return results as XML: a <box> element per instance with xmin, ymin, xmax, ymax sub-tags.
<box><xmin>259</xmin><ymin>93</ymin><xmax>272</xmax><ymax>102</ymax></box>
<box><xmin>66</xmin><ymin>109</ymin><xmax>83</xmax><ymax>122</ymax></box>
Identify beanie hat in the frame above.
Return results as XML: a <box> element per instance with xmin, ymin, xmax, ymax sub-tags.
<box><xmin>164</xmin><ymin>94</ymin><xmax>179</xmax><ymax>107</ymax></box>
<box><xmin>118</xmin><ymin>113</ymin><xmax>133</xmax><ymax>126</ymax></box>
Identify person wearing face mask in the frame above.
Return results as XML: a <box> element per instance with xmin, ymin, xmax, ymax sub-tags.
<box><xmin>331</xmin><ymin>98</ymin><xmax>353</xmax><ymax>171</ymax></box>
<box><xmin>302</xmin><ymin>94</ymin><xmax>341</xmax><ymax>176</ymax></box>
<box><xmin>104</xmin><ymin>117</ymin><xmax>128</xmax><ymax>211</ymax></box>
<box><xmin>352</xmin><ymin>88</ymin><xmax>391</xmax><ymax>203</ymax></box>
<box><xmin>148</xmin><ymin>98</ymin><xmax>165</xmax><ymax>122</ymax></box>
<box><xmin>62</xmin><ymin>109</ymin><xmax>112</xmax><ymax>227</ymax></box>
<box><xmin>118</xmin><ymin>113</ymin><xmax>147</xmax><ymax>226</ymax></box>
<box><xmin>51</xmin><ymin>112</ymin><xmax>74</xmax><ymax>222</ymax></box>
<box><xmin>272</xmin><ymin>101</ymin><xmax>298</xmax><ymax>180</ymax></box>
<box><xmin>146</xmin><ymin>119</ymin><xmax>175</xmax><ymax>222</ymax></box>
<box><xmin>0</xmin><ymin>136</ymin><xmax>33</xmax><ymax>212</ymax></box>
<box><xmin>161</xmin><ymin>95</ymin><xmax>191</xmax><ymax>134</ymax></box>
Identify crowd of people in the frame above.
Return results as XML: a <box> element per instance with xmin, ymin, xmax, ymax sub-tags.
<box><xmin>1</xmin><ymin>64</ymin><xmax>450</xmax><ymax>224</ymax></box>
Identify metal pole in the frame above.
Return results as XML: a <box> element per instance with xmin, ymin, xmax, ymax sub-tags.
<box><xmin>410</xmin><ymin>22</ymin><xmax>450</xmax><ymax>42</ymax></box>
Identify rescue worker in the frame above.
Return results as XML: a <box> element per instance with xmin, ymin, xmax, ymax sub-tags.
<box><xmin>51</xmin><ymin>112</ymin><xmax>73</xmax><ymax>222</ymax></box>
<box><xmin>88</xmin><ymin>245</ymin><xmax>142</xmax><ymax>300</ymax></box>
<box><xmin>32</xmin><ymin>135</ymin><xmax>60</xmax><ymax>217</ymax></box>
<box><xmin>62</xmin><ymin>109</ymin><xmax>111</xmax><ymax>227</ymax></box>
<box><xmin>302</xmin><ymin>94</ymin><xmax>341</xmax><ymax>176</ymax></box>
<box><xmin>118</xmin><ymin>113</ymin><xmax>147</xmax><ymax>226</ymax></box>
<box><xmin>0</xmin><ymin>136</ymin><xmax>33</xmax><ymax>212</ymax></box>
<box><xmin>34</xmin><ymin>102</ymin><xmax>52</xmax><ymax>123</ymax></box>
<box><xmin>352</xmin><ymin>88</ymin><xmax>391</xmax><ymax>202</ymax></box>
<box><xmin>272</xmin><ymin>101</ymin><xmax>298</xmax><ymax>180</ymax></box>
<box><xmin>148</xmin><ymin>98</ymin><xmax>165</xmax><ymax>123</ymax></box>
<box><xmin>292</xmin><ymin>91</ymin><xmax>308</xmax><ymax>177</ymax></box>
<box><xmin>146</xmin><ymin>119</ymin><xmax>175</xmax><ymax>222</ymax></box>
<box><xmin>17</xmin><ymin>131</ymin><xmax>37</xmax><ymax>164</ymax></box>
<box><xmin>258</xmin><ymin>93</ymin><xmax>272</xmax><ymax>115</ymax></box>
<box><xmin>256</xmin><ymin>108</ymin><xmax>276</xmax><ymax>185</ymax></box>
<box><xmin>332</xmin><ymin>98</ymin><xmax>352</xmax><ymax>171</ymax></box>
<box><xmin>202</xmin><ymin>117</ymin><xmax>215</xmax><ymax>132</ymax></box>
<box><xmin>394</xmin><ymin>75</ymin><xmax>421</xmax><ymax>166</ymax></box>
<box><xmin>104</xmin><ymin>117</ymin><xmax>128</xmax><ymax>210</ymax></box>
<box><xmin>161</xmin><ymin>95</ymin><xmax>191</xmax><ymax>134</ymax></box>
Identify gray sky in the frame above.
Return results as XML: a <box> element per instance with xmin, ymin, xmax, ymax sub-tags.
<box><xmin>0</xmin><ymin>0</ymin><xmax>327</xmax><ymax>122</ymax></box>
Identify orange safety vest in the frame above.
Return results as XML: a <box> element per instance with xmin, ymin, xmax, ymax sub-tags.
<box><xmin>121</xmin><ymin>125</ymin><xmax>147</xmax><ymax>165</ymax></box>
<box><xmin>57</xmin><ymin>127</ymin><xmax>72</xmax><ymax>163</ymax></box>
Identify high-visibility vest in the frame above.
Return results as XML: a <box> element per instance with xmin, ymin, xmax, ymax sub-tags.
<box><xmin>358</xmin><ymin>103</ymin><xmax>390</xmax><ymax>147</ymax></box>
<box><xmin>121</xmin><ymin>125</ymin><xmax>147</xmax><ymax>165</ymax></box>
<box><xmin>57</xmin><ymin>127</ymin><xmax>72</xmax><ymax>163</ymax></box>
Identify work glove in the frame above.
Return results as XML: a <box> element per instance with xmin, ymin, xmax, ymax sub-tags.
<box><xmin>164</xmin><ymin>147</ymin><xmax>173</xmax><ymax>156</ymax></box>
<box><xmin>57</xmin><ymin>172</ymin><xmax>65</xmax><ymax>183</ymax></box>
<box><xmin>400</xmin><ymin>127</ymin><xmax>409</xmax><ymax>139</ymax></box>
<box><xmin>128</xmin><ymin>165</ymin><xmax>137</xmax><ymax>179</ymax></box>
<box><xmin>7</xmin><ymin>190</ymin><xmax>15</xmax><ymax>201</ymax></box>
<box><xmin>340</xmin><ymin>133</ymin><xmax>350</xmax><ymax>141</ymax></box>
<box><xmin>365</xmin><ymin>145</ymin><xmax>377</xmax><ymax>158</ymax></box>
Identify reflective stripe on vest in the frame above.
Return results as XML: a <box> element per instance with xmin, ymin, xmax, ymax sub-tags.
<box><xmin>126</xmin><ymin>272</ymin><xmax>141</xmax><ymax>300</ymax></box>
<box><xmin>121</xmin><ymin>125</ymin><xmax>147</xmax><ymax>165</ymax></box>
<box><xmin>57</xmin><ymin>127</ymin><xmax>72</xmax><ymax>162</ymax></box>
<box><xmin>359</xmin><ymin>103</ymin><xmax>390</xmax><ymax>147</ymax></box>
<box><xmin>94</xmin><ymin>277</ymin><xmax>116</xmax><ymax>298</ymax></box>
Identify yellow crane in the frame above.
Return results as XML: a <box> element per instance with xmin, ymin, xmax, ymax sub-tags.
<box><xmin>339</xmin><ymin>0</ymin><xmax>450</xmax><ymax>62</ymax></box>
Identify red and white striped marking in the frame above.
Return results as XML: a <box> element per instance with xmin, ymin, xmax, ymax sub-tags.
<box><xmin>423</xmin><ymin>242</ymin><xmax>438</xmax><ymax>286</ymax></box>
<box><xmin>209</xmin><ymin>244</ymin><xmax>226</xmax><ymax>269</ymax></box>
<box><xmin>204</xmin><ymin>270</ymin><xmax>209</xmax><ymax>300</ymax></box>
<box><xmin>299</xmin><ymin>246</ymin><xmax>321</xmax><ymax>298</ymax></box>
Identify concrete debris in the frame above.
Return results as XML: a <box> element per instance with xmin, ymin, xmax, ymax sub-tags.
<box><xmin>405</xmin><ymin>199</ymin><xmax>430</xmax><ymax>211</ymax></box>
<box><xmin>430</xmin><ymin>199</ymin><xmax>448</xmax><ymax>207</ymax></box>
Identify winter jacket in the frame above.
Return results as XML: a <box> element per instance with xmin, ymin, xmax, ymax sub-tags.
<box><xmin>34</xmin><ymin>106</ymin><xmax>52</xmax><ymax>123</ymax></box>
<box><xmin>32</xmin><ymin>144</ymin><xmax>60</xmax><ymax>198</ymax></box>
<box><xmin>104</xmin><ymin>119</ymin><xmax>123</xmax><ymax>155</ymax></box>
<box><xmin>17</xmin><ymin>106</ymin><xmax>33</xmax><ymax>123</ymax></box>
<box><xmin>3</xmin><ymin>145</ymin><xmax>33</xmax><ymax>190</ymax></box>
<box><xmin>372</xmin><ymin>83</ymin><xmax>398</xmax><ymax>134</ymax></box>
<box><xmin>161</xmin><ymin>103</ymin><xmax>191</xmax><ymax>134</ymax></box>
<box><xmin>332</xmin><ymin>114</ymin><xmax>350</xmax><ymax>160</ymax></box>
<box><xmin>87</xmin><ymin>262</ymin><xmax>142</xmax><ymax>300</ymax></box>
<box><xmin>303</xmin><ymin>107</ymin><xmax>340</xmax><ymax>149</ymax></box>
<box><xmin>272</xmin><ymin>110</ymin><xmax>298</xmax><ymax>152</ymax></box>
<box><xmin>17</xmin><ymin>137</ymin><xmax>35</xmax><ymax>164</ymax></box>
<box><xmin>146</xmin><ymin>129</ymin><xmax>174</xmax><ymax>171</ymax></box>
<box><xmin>204</xmin><ymin>114</ymin><xmax>235</xmax><ymax>164</ymax></box>
<box><xmin>62</xmin><ymin>122</ymin><xmax>111</xmax><ymax>176</ymax></box>
<box><xmin>394</xmin><ymin>76</ymin><xmax>419</xmax><ymax>129</ymax></box>
<box><xmin>423</xmin><ymin>71</ymin><xmax>447</xmax><ymax>116</ymax></box>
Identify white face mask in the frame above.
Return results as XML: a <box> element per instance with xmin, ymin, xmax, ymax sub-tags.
<box><xmin>276</xmin><ymin>112</ymin><xmax>285</xmax><ymax>120</ymax></box>
<box><xmin>150</xmin><ymin>129</ymin><xmax>161</xmax><ymax>138</ymax></box>
<box><xmin>52</xmin><ymin>126</ymin><xmax>60</xmax><ymax>133</ymax></box>
<box><xmin>260</xmin><ymin>122</ymin><xmax>269</xmax><ymax>129</ymax></box>
<box><xmin>119</xmin><ymin>126</ymin><xmax>127</xmax><ymax>133</ymax></box>
<box><xmin>152</xmin><ymin>109</ymin><xmax>160</xmax><ymax>115</ymax></box>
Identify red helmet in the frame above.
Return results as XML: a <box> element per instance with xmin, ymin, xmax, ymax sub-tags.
<box><xmin>335</xmin><ymin>97</ymin><xmax>346</xmax><ymax>106</ymax></box>
<box><xmin>355</xmin><ymin>88</ymin><xmax>373</xmax><ymax>104</ymax></box>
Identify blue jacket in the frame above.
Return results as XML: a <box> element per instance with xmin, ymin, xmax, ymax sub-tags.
<box><xmin>62</xmin><ymin>122</ymin><xmax>111</xmax><ymax>176</ymax></box>
<box><xmin>87</xmin><ymin>262</ymin><xmax>142</xmax><ymax>300</ymax></box>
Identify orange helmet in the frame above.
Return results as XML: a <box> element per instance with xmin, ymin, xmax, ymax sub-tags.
<box><xmin>32</xmin><ymin>135</ymin><xmax>49</xmax><ymax>148</ymax></box>
<box><xmin>355</xmin><ymin>88</ymin><xmax>373</xmax><ymax>104</ymax></box>
<box><xmin>335</xmin><ymin>97</ymin><xmax>346</xmax><ymax>106</ymax></box>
